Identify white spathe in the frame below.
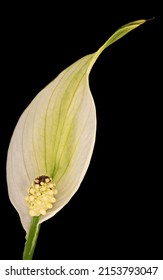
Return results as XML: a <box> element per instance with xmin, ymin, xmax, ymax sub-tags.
<box><xmin>6</xmin><ymin>20</ymin><xmax>146</xmax><ymax>233</ymax></box>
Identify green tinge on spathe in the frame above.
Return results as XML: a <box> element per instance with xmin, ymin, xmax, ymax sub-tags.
<box><xmin>7</xmin><ymin>19</ymin><xmax>146</xmax><ymax>233</ymax></box>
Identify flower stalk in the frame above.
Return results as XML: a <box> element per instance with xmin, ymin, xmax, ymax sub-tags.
<box><xmin>23</xmin><ymin>216</ymin><xmax>40</xmax><ymax>260</ymax></box>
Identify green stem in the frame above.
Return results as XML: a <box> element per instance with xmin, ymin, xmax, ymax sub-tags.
<box><xmin>22</xmin><ymin>216</ymin><xmax>41</xmax><ymax>260</ymax></box>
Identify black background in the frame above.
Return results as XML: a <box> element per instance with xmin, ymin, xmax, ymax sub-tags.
<box><xmin>0</xmin><ymin>6</ymin><xmax>161</xmax><ymax>260</ymax></box>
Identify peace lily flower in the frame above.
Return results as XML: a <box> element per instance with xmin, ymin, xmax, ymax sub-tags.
<box><xmin>6</xmin><ymin>19</ymin><xmax>146</xmax><ymax>259</ymax></box>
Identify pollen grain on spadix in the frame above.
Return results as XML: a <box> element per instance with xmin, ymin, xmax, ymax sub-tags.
<box><xmin>25</xmin><ymin>175</ymin><xmax>58</xmax><ymax>217</ymax></box>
